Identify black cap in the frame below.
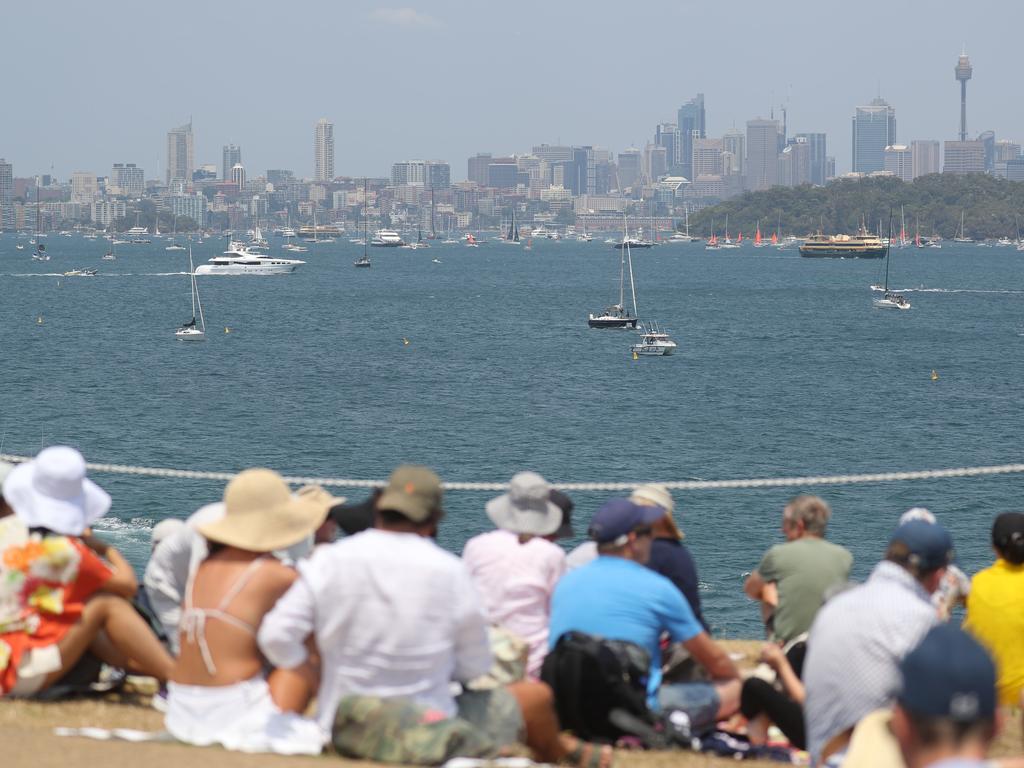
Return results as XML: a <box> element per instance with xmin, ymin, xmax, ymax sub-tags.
<box><xmin>549</xmin><ymin>489</ymin><xmax>574</xmax><ymax>538</ymax></box>
<box><xmin>992</xmin><ymin>512</ymin><xmax>1024</xmax><ymax>549</ymax></box>
<box><xmin>328</xmin><ymin>490</ymin><xmax>379</xmax><ymax>536</ymax></box>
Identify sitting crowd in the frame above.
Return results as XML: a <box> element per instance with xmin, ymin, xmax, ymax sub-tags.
<box><xmin>0</xmin><ymin>448</ymin><xmax>1022</xmax><ymax>768</ymax></box>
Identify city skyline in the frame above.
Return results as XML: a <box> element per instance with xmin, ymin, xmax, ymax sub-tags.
<box><xmin>4</xmin><ymin>0</ymin><xmax>1020</xmax><ymax>179</ymax></box>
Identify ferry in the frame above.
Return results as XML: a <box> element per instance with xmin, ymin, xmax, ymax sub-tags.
<box><xmin>371</xmin><ymin>229</ymin><xmax>405</xmax><ymax>247</ymax></box>
<box><xmin>798</xmin><ymin>228</ymin><xmax>886</xmax><ymax>258</ymax></box>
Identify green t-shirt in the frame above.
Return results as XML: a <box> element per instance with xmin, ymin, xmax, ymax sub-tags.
<box><xmin>757</xmin><ymin>536</ymin><xmax>853</xmax><ymax>642</ymax></box>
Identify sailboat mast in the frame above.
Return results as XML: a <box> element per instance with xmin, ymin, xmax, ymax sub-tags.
<box><xmin>618</xmin><ymin>247</ymin><xmax>625</xmax><ymax>308</ymax></box>
<box><xmin>627</xmin><ymin>242</ymin><xmax>638</xmax><ymax>318</ymax></box>
<box><xmin>363</xmin><ymin>178</ymin><xmax>368</xmax><ymax>258</ymax></box>
<box><xmin>884</xmin><ymin>213</ymin><xmax>893</xmax><ymax>291</ymax></box>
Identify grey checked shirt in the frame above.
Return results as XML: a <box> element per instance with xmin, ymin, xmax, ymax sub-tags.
<box><xmin>802</xmin><ymin>560</ymin><xmax>938</xmax><ymax>761</ymax></box>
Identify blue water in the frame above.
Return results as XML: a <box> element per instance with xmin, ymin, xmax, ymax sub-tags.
<box><xmin>3</xmin><ymin>233</ymin><xmax>1022</xmax><ymax>636</ymax></box>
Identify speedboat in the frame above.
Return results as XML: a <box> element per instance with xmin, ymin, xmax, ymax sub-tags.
<box><xmin>873</xmin><ymin>291</ymin><xmax>911</xmax><ymax>310</ymax></box>
<box><xmin>63</xmin><ymin>268</ymin><xmax>98</xmax><ymax>277</ymax></box>
<box><xmin>631</xmin><ymin>326</ymin><xmax>678</xmax><ymax>356</ymax></box>
<box><xmin>194</xmin><ymin>240</ymin><xmax>305</xmax><ymax>275</ymax></box>
<box><xmin>371</xmin><ymin>229</ymin><xmax>405</xmax><ymax>247</ymax></box>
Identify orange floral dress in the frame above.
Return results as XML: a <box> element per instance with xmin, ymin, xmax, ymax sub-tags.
<box><xmin>0</xmin><ymin>517</ymin><xmax>112</xmax><ymax>694</ymax></box>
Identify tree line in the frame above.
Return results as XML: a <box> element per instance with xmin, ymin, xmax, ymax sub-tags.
<box><xmin>687</xmin><ymin>174</ymin><xmax>1024</xmax><ymax>240</ymax></box>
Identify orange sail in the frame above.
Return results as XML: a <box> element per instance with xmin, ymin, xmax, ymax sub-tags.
<box><xmin>755</xmin><ymin>227</ymin><xmax>762</xmax><ymax>245</ymax></box>
<box><xmin>737</xmin><ymin>232</ymin><xmax>743</xmax><ymax>242</ymax></box>
<box><xmin>770</xmin><ymin>232</ymin><xmax>778</xmax><ymax>244</ymax></box>
<box><xmin>708</xmin><ymin>233</ymin><xmax>718</xmax><ymax>245</ymax></box>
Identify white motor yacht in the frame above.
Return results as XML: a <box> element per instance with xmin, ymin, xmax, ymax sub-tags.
<box><xmin>631</xmin><ymin>326</ymin><xmax>678</xmax><ymax>356</ymax></box>
<box><xmin>371</xmin><ymin>229</ymin><xmax>405</xmax><ymax>247</ymax></box>
<box><xmin>194</xmin><ymin>240</ymin><xmax>305</xmax><ymax>275</ymax></box>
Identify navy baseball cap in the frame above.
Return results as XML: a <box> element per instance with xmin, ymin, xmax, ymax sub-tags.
<box><xmin>898</xmin><ymin>624</ymin><xmax>996</xmax><ymax>722</ymax></box>
<box><xmin>890</xmin><ymin>519</ymin><xmax>954</xmax><ymax>571</ymax></box>
<box><xmin>588</xmin><ymin>498</ymin><xmax>664</xmax><ymax>544</ymax></box>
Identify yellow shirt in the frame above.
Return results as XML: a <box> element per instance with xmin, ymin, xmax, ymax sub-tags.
<box><xmin>964</xmin><ymin>558</ymin><xmax>1024</xmax><ymax>705</ymax></box>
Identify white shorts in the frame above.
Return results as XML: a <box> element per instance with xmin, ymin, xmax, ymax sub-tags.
<box><xmin>10</xmin><ymin>645</ymin><xmax>63</xmax><ymax>697</ymax></box>
<box><xmin>166</xmin><ymin>676</ymin><xmax>324</xmax><ymax>755</ymax></box>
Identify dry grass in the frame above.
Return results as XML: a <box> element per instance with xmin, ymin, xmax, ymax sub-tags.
<box><xmin>1</xmin><ymin>639</ymin><xmax>1020</xmax><ymax>768</ymax></box>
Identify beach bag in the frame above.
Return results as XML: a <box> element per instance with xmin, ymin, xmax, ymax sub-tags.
<box><xmin>332</xmin><ymin>695</ymin><xmax>499</xmax><ymax>764</ymax></box>
<box><xmin>540</xmin><ymin>631</ymin><xmax>657</xmax><ymax>745</ymax></box>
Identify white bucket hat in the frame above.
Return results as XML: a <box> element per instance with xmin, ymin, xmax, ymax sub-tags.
<box><xmin>485</xmin><ymin>471</ymin><xmax>562</xmax><ymax>536</ymax></box>
<box><xmin>3</xmin><ymin>446</ymin><xmax>111</xmax><ymax>536</ymax></box>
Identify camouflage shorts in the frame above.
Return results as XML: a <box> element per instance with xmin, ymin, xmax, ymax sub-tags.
<box><xmin>455</xmin><ymin>687</ymin><xmax>525</xmax><ymax>747</ymax></box>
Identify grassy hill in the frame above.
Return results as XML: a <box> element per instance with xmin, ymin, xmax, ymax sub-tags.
<box><xmin>688</xmin><ymin>174</ymin><xmax>1024</xmax><ymax>240</ymax></box>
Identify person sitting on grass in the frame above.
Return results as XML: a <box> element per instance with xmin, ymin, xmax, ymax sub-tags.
<box><xmin>0</xmin><ymin>446</ymin><xmax>174</xmax><ymax>699</ymax></box>
<box><xmin>259</xmin><ymin>465</ymin><xmax>613</xmax><ymax>767</ymax></box>
<box><xmin>164</xmin><ymin>469</ymin><xmax>335</xmax><ymax>755</ymax></box>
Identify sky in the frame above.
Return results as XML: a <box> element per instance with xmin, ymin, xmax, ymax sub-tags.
<box><xmin>3</xmin><ymin>0</ymin><xmax>1023</xmax><ymax>181</ymax></box>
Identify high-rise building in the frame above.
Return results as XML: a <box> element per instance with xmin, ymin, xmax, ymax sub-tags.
<box><xmin>978</xmin><ymin>130</ymin><xmax>995</xmax><ymax>172</ymax></box>
<box><xmin>222</xmin><ymin>144</ymin><xmax>241</xmax><ymax>180</ymax></box>
<box><xmin>655</xmin><ymin>123</ymin><xmax>680</xmax><ymax>173</ymax></box>
<box><xmin>722</xmin><ymin>130</ymin><xmax>745</xmax><ymax>177</ymax></box>
<box><xmin>313</xmin><ymin>118</ymin><xmax>334</xmax><ymax>182</ymax></box>
<box><xmin>467</xmin><ymin>153</ymin><xmax>492</xmax><ymax>185</ymax></box>
<box><xmin>110</xmin><ymin>163</ymin><xmax>144</xmax><ymax>197</ymax></box>
<box><xmin>0</xmin><ymin>159</ymin><xmax>12</xmax><ymax>231</ymax></box>
<box><xmin>910</xmin><ymin>140</ymin><xmax>941</xmax><ymax>178</ymax></box>
<box><xmin>746</xmin><ymin>118</ymin><xmax>781</xmax><ymax>191</ymax></box>
<box><xmin>531</xmin><ymin>145</ymin><xmax>574</xmax><ymax>164</ymax></box>
<box><xmin>943</xmin><ymin>141</ymin><xmax>985</xmax><ymax>175</ymax></box>
<box><xmin>617</xmin><ymin>148</ymin><xmax>641</xmax><ymax>190</ymax></box>
<box><xmin>692</xmin><ymin>138</ymin><xmax>724</xmax><ymax>177</ymax></box>
<box><xmin>677</xmin><ymin>93</ymin><xmax>706</xmax><ymax>182</ymax></box>
<box><xmin>169</xmin><ymin>192</ymin><xmax>207</xmax><ymax>227</ymax></box>
<box><xmin>994</xmin><ymin>140</ymin><xmax>1021</xmax><ymax>163</ymax></box>
<box><xmin>167</xmin><ymin>121</ymin><xmax>194</xmax><ymax>188</ymax></box>
<box><xmin>794</xmin><ymin>133</ymin><xmax>827</xmax><ymax>185</ymax></box>
<box><xmin>852</xmin><ymin>98</ymin><xmax>896</xmax><ymax>173</ymax></box>
<box><xmin>883</xmin><ymin>145</ymin><xmax>913</xmax><ymax>182</ymax></box>
<box><xmin>486</xmin><ymin>159</ymin><xmax>518</xmax><ymax>189</ymax></box>
<box><xmin>71</xmin><ymin>171</ymin><xmax>97</xmax><ymax>203</ymax></box>
<box><xmin>231</xmin><ymin>163</ymin><xmax>246</xmax><ymax>189</ymax></box>
<box><xmin>644</xmin><ymin>144</ymin><xmax>668</xmax><ymax>181</ymax></box>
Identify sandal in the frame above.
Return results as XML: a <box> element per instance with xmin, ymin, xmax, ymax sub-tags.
<box><xmin>562</xmin><ymin>736</ymin><xmax>616</xmax><ymax>768</ymax></box>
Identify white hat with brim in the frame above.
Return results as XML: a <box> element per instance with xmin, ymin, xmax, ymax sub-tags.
<box><xmin>3</xmin><ymin>446</ymin><xmax>111</xmax><ymax>536</ymax></box>
<box><xmin>486</xmin><ymin>471</ymin><xmax>563</xmax><ymax>536</ymax></box>
<box><xmin>197</xmin><ymin>468</ymin><xmax>331</xmax><ymax>553</ymax></box>
<box><xmin>631</xmin><ymin>483</ymin><xmax>684</xmax><ymax>541</ymax></box>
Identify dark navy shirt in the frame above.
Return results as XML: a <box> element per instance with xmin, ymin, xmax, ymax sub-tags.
<box><xmin>647</xmin><ymin>538</ymin><xmax>709</xmax><ymax>633</ymax></box>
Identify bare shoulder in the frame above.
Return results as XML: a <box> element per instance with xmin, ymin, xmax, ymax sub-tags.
<box><xmin>253</xmin><ymin>558</ymin><xmax>299</xmax><ymax>594</ymax></box>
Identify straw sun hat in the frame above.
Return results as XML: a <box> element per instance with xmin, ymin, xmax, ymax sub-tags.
<box><xmin>197</xmin><ymin>468</ymin><xmax>336</xmax><ymax>552</ymax></box>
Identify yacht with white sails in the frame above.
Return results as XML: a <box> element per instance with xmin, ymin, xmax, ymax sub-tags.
<box><xmin>176</xmin><ymin>248</ymin><xmax>207</xmax><ymax>340</ymax></box>
<box><xmin>194</xmin><ymin>239</ymin><xmax>305</xmax><ymax>275</ymax></box>
<box><xmin>589</xmin><ymin>226</ymin><xmax>640</xmax><ymax>328</ymax></box>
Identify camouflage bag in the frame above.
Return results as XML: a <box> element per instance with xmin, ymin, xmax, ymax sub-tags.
<box><xmin>332</xmin><ymin>695</ymin><xmax>501</xmax><ymax>765</ymax></box>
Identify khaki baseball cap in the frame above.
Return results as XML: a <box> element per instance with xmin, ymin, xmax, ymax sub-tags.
<box><xmin>376</xmin><ymin>465</ymin><xmax>443</xmax><ymax>523</ymax></box>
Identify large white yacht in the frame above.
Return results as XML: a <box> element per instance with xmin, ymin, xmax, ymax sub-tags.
<box><xmin>371</xmin><ymin>229</ymin><xmax>405</xmax><ymax>247</ymax></box>
<box><xmin>194</xmin><ymin>240</ymin><xmax>305</xmax><ymax>275</ymax></box>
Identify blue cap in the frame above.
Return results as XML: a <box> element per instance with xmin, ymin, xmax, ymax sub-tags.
<box><xmin>890</xmin><ymin>519</ymin><xmax>954</xmax><ymax>571</ymax></box>
<box><xmin>588</xmin><ymin>498</ymin><xmax>665</xmax><ymax>544</ymax></box>
<box><xmin>898</xmin><ymin>624</ymin><xmax>996</xmax><ymax>721</ymax></box>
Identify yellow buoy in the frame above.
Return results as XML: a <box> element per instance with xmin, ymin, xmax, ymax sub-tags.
<box><xmin>632</xmin><ymin>350</ymin><xmax>639</xmax><ymax>361</ymax></box>
<box><xmin>402</xmin><ymin>337</ymin><xmax>410</xmax><ymax>346</ymax></box>
<box><xmin>224</xmin><ymin>327</ymin><xmax>231</xmax><ymax>334</ymax></box>
<box><xmin>36</xmin><ymin>315</ymin><xmax>44</xmax><ymax>325</ymax></box>
<box><xmin>931</xmin><ymin>369</ymin><xmax>939</xmax><ymax>381</ymax></box>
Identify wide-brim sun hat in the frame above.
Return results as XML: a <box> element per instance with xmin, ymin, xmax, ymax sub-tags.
<box><xmin>486</xmin><ymin>471</ymin><xmax>563</xmax><ymax>536</ymax></box>
<box><xmin>3</xmin><ymin>446</ymin><xmax>111</xmax><ymax>536</ymax></box>
<box><xmin>631</xmin><ymin>483</ymin><xmax>684</xmax><ymax>540</ymax></box>
<box><xmin>197</xmin><ymin>468</ymin><xmax>332</xmax><ymax>552</ymax></box>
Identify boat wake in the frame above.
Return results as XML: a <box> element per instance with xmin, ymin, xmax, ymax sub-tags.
<box><xmin>899</xmin><ymin>287</ymin><xmax>1024</xmax><ymax>295</ymax></box>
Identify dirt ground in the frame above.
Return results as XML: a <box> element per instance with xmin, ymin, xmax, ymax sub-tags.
<box><xmin>1</xmin><ymin>640</ymin><xmax>1021</xmax><ymax>768</ymax></box>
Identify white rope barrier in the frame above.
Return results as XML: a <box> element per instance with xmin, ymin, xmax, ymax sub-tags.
<box><xmin>2</xmin><ymin>454</ymin><xmax>1023</xmax><ymax>492</ymax></box>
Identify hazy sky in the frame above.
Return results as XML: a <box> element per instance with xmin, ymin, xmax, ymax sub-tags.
<box><xmin>4</xmin><ymin>0</ymin><xmax>1022</xmax><ymax>181</ymax></box>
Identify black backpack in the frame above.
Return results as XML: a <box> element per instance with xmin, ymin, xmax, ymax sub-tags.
<box><xmin>541</xmin><ymin>631</ymin><xmax>664</xmax><ymax>746</ymax></box>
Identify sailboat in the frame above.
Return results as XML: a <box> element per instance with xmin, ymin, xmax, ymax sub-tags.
<box><xmin>953</xmin><ymin>210</ymin><xmax>972</xmax><ymax>243</ymax></box>
<box><xmin>354</xmin><ymin>179</ymin><xmax>371</xmax><ymax>267</ymax></box>
<box><xmin>32</xmin><ymin>184</ymin><xmax>49</xmax><ymax>261</ymax></box>
<box><xmin>873</xmin><ymin>217</ymin><xmax>911</xmax><ymax>310</ymax></box>
<box><xmin>165</xmin><ymin>216</ymin><xmax>186</xmax><ymax>251</ymax></box>
<box><xmin>720</xmin><ymin>214</ymin><xmax>740</xmax><ymax>249</ymax></box>
<box><xmin>589</xmin><ymin>218</ymin><xmax>639</xmax><ymax>328</ymax></box>
<box><xmin>705</xmin><ymin>220</ymin><xmax>720</xmax><ymax>251</ymax></box>
<box><xmin>176</xmin><ymin>247</ymin><xmax>207</xmax><ymax>340</ymax></box>
<box><xmin>503</xmin><ymin>207</ymin><xmax>521</xmax><ymax>244</ymax></box>
<box><xmin>667</xmin><ymin>208</ymin><xmax>699</xmax><ymax>242</ymax></box>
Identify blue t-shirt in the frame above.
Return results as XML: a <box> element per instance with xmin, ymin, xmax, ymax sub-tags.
<box><xmin>549</xmin><ymin>555</ymin><xmax>704</xmax><ymax>707</ymax></box>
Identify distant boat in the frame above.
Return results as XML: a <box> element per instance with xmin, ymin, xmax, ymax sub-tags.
<box><xmin>873</xmin><ymin>218</ymin><xmax>911</xmax><ymax>310</ymax></box>
<box><xmin>32</xmin><ymin>185</ymin><xmax>49</xmax><ymax>261</ymax></box>
<box><xmin>62</xmin><ymin>268</ymin><xmax>98</xmax><ymax>277</ymax></box>
<box><xmin>176</xmin><ymin>247</ymin><xmax>207</xmax><ymax>340</ymax></box>
<box><xmin>589</xmin><ymin>218</ymin><xmax>639</xmax><ymax>328</ymax></box>
<box><xmin>503</xmin><ymin>207</ymin><xmax>521</xmax><ymax>244</ymax></box>
<box><xmin>953</xmin><ymin>210</ymin><xmax>972</xmax><ymax>243</ymax></box>
<box><xmin>631</xmin><ymin>324</ymin><xmax>678</xmax><ymax>356</ymax></box>
<box><xmin>371</xmin><ymin>229</ymin><xmax>405</xmax><ymax>247</ymax></box>
<box><xmin>354</xmin><ymin>178</ymin><xmax>371</xmax><ymax>268</ymax></box>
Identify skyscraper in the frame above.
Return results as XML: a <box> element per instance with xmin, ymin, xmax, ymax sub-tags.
<box><xmin>0</xmin><ymin>159</ymin><xmax>13</xmax><ymax>231</ymax></box>
<box><xmin>722</xmin><ymin>130</ymin><xmax>745</xmax><ymax>177</ymax></box>
<box><xmin>231</xmin><ymin>163</ymin><xmax>246</xmax><ymax>190</ymax></box>
<box><xmin>167</xmin><ymin>121</ymin><xmax>194</xmax><ymax>188</ymax></box>
<box><xmin>911</xmin><ymin>140</ymin><xmax>941</xmax><ymax>178</ymax></box>
<box><xmin>746</xmin><ymin>118</ymin><xmax>781</xmax><ymax>191</ymax></box>
<box><xmin>794</xmin><ymin>133</ymin><xmax>827</xmax><ymax>186</ymax></box>
<box><xmin>222</xmin><ymin>144</ymin><xmax>241</xmax><ymax>180</ymax></box>
<box><xmin>852</xmin><ymin>99</ymin><xmax>896</xmax><ymax>173</ymax></box>
<box><xmin>883</xmin><ymin>145</ymin><xmax>913</xmax><ymax>182</ymax></box>
<box><xmin>617</xmin><ymin>148</ymin><xmax>641</xmax><ymax>190</ymax></box>
<box><xmin>677</xmin><ymin>94</ymin><xmax>706</xmax><ymax>181</ymax></box>
<box><xmin>110</xmin><ymin>163</ymin><xmax>144</xmax><ymax>197</ymax></box>
<box><xmin>313</xmin><ymin>118</ymin><xmax>334</xmax><ymax>182</ymax></box>
<box><xmin>955</xmin><ymin>52</ymin><xmax>972</xmax><ymax>142</ymax></box>
<box><xmin>654</xmin><ymin>123</ymin><xmax>680</xmax><ymax>174</ymax></box>
<box><xmin>467</xmin><ymin>153</ymin><xmax>492</xmax><ymax>186</ymax></box>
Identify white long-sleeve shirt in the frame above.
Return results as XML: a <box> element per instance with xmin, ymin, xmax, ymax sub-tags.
<box><xmin>258</xmin><ymin>528</ymin><xmax>492</xmax><ymax>734</ymax></box>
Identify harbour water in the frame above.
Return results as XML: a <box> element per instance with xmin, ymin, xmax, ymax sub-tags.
<box><xmin>3</xmin><ymin>234</ymin><xmax>1022</xmax><ymax>636</ymax></box>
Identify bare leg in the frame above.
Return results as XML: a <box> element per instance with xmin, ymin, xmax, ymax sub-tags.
<box><xmin>42</xmin><ymin>594</ymin><xmax>173</xmax><ymax>690</ymax></box>
<box><xmin>714</xmin><ymin>678</ymin><xmax>742</xmax><ymax>720</ymax></box>
<box><xmin>746</xmin><ymin>713</ymin><xmax>770</xmax><ymax>745</ymax></box>
<box><xmin>506</xmin><ymin>681</ymin><xmax>567</xmax><ymax>762</ymax></box>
